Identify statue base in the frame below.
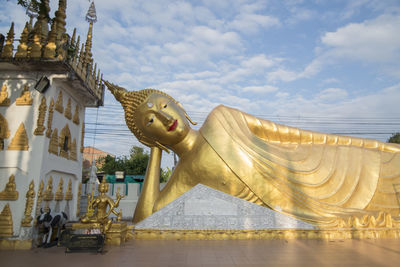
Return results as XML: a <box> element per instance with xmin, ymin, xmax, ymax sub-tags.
<box><xmin>0</xmin><ymin>238</ymin><xmax>32</xmax><ymax>250</ymax></box>
<box><xmin>134</xmin><ymin>228</ymin><xmax>400</xmax><ymax>240</ymax></box>
<box><xmin>71</xmin><ymin>221</ymin><xmax>129</xmax><ymax>246</ymax></box>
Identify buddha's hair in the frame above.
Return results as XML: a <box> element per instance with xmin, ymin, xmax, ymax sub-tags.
<box><xmin>103</xmin><ymin>81</ymin><xmax>183</xmax><ymax>151</ymax></box>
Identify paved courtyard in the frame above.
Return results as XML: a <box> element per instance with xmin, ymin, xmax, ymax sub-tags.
<box><xmin>1</xmin><ymin>239</ymin><xmax>400</xmax><ymax>266</ymax></box>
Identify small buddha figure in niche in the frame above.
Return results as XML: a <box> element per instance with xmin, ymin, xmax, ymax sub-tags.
<box><xmin>16</xmin><ymin>84</ymin><xmax>33</xmax><ymax>105</ymax></box>
<box><xmin>81</xmin><ymin>178</ymin><xmax>124</xmax><ymax>233</ymax></box>
<box><xmin>105</xmin><ymin>81</ymin><xmax>400</xmax><ymax>228</ymax></box>
<box><xmin>0</xmin><ymin>174</ymin><xmax>18</xmax><ymax>200</ymax></box>
<box><xmin>0</xmin><ymin>84</ymin><xmax>10</xmax><ymax>106</ymax></box>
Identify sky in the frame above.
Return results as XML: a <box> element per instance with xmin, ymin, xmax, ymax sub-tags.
<box><xmin>1</xmin><ymin>0</ymin><xmax>400</xmax><ymax>168</ymax></box>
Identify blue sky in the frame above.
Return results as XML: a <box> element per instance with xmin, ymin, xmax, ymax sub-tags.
<box><xmin>1</xmin><ymin>0</ymin><xmax>400</xmax><ymax>168</ymax></box>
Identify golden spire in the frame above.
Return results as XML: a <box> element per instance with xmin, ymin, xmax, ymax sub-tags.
<box><xmin>15</xmin><ymin>22</ymin><xmax>29</xmax><ymax>58</ymax></box>
<box><xmin>43</xmin><ymin>19</ymin><xmax>57</xmax><ymax>59</ymax></box>
<box><xmin>83</xmin><ymin>1</ymin><xmax>97</xmax><ymax>68</ymax></box>
<box><xmin>54</xmin><ymin>0</ymin><xmax>67</xmax><ymax>42</ymax></box>
<box><xmin>83</xmin><ymin>22</ymin><xmax>93</xmax><ymax>68</ymax></box>
<box><xmin>73</xmin><ymin>35</ymin><xmax>80</xmax><ymax>65</ymax></box>
<box><xmin>1</xmin><ymin>22</ymin><xmax>15</xmax><ymax>58</ymax></box>
<box><xmin>36</xmin><ymin>0</ymin><xmax>50</xmax><ymax>44</ymax></box>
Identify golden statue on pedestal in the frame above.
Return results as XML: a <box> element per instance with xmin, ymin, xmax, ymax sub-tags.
<box><xmin>0</xmin><ymin>174</ymin><xmax>18</xmax><ymax>200</ymax></box>
<box><xmin>105</xmin><ymin>81</ymin><xmax>400</xmax><ymax>228</ymax></box>
<box><xmin>15</xmin><ymin>84</ymin><xmax>33</xmax><ymax>105</ymax></box>
<box><xmin>21</xmin><ymin>180</ymin><xmax>35</xmax><ymax>227</ymax></box>
<box><xmin>0</xmin><ymin>84</ymin><xmax>10</xmax><ymax>106</ymax></box>
<box><xmin>81</xmin><ymin>179</ymin><xmax>124</xmax><ymax>233</ymax></box>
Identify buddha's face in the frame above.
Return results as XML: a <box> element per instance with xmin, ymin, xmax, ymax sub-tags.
<box><xmin>135</xmin><ymin>93</ymin><xmax>190</xmax><ymax>147</ymax></box>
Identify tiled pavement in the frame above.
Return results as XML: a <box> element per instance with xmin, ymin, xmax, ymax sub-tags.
<box><xmin>1</xmin><ymin>239</ymin><xmax>400</xmax><ymax>267</ymax></box>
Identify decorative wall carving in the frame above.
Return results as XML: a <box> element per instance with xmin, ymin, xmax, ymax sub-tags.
<box><xmin>55</xmin><ymin>177</ymin><xmax>64</xmax><ymax>201</ymax></box>
<box><xmin>76</xmin><ymin>183</ymin><xmax>82</xmax><ymax>217</ymax></box>
<box><xmin>46</xmin><ymin>98</ymin><xmax>54</xmax><ymax>138</ymax></box>
<box><xmin>35</xmin><ymin>180</ymin><xmax>44</xmax><ymax>218</ymax></box>
<box><xmin>64</xmin><ymin>98</ymin><xmax>72</xmax><ymax>120</ymax></box>
<box><xmin>15</xmin><ymin>84</ymin><xmax>33</xmax><ymax>105</ymax></box>
<box><xmin>8</xmin><ymin>123</ymin><xmax>29</xmax><ymax>150</ymax></box>
<box><xmin>0</xmin><ymin>113</ymin><xmax>10</xmax><ymax>150</ymax></box>
<box><xmin>65</xmin><ymin>179</ymin><xmax>73</xmax><ymax>201</ymax></box>
<box><xmin>43</xmin><ymin>176</ymin><xmax>54</xmax><ymax>201</ymax></box>
<box><xmin>0</xmin><ymin>174</ymin><xmax>18</xmax><ymax>200</ymax></box>
<box><xmin>0</xmin><ymin>84</ymin><xmax>10</xmax><ymax>106</ymax></box>
<box><xmin>55</xmin><ymin>90</ymin><xmax>64</xmax><ymax>113</ymax></box>
<box><xmin>59</xmin><ymin>124</ymin><xmax>71</xmax><ymax>159</ymax></box>
<box><xmin>0</xmin><ymin>204</ymin><xmax>13</xmax><ymax>237</ymax></box>
<box><xmin>34</xmin><ymin>96</ymin><xmax>47</xmax><ymax>136</ymax></box>
<box><xmin>73</xmin><ymin>105</ymin><xmax>80</xmax><ymax>125</ymax></box>
<box><xmin>21</xmin><ymin>180</ymin><xmax>35</xmax><ymax>227</ymax></box>
<box><xmin>49</xmin><ymin>128</ymin><xmax>58</xmax><ymax>155</ymax></box>
<box><xmin>80</xmin><ymin>122</ymin><xmax>84</xmax><ymax>153</ymax></box>
<box><xmin>70</xmin><ymin>138</ymin><xmax>77</xmax><ymax>161</ymax></box>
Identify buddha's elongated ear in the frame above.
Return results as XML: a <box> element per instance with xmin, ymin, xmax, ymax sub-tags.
<box><xmin>177</xmin><ymin>102</ymin><xmax>197</xmax><ymax>125</ymax></box>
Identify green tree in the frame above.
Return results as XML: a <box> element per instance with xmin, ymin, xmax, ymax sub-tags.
<box><xmin>160</xmin><ymin>167</ymin><xmax>172</xmax><ymax>183</ymax></box>
<box><xmin>387</xmin><ymin>133</ymin><xmax>400</xmax><ymax>144</ymax></box>
<box><xmin>99</xmin><ymin>145</ymin><xmax>173</xmax><ymax>183</ymax></box>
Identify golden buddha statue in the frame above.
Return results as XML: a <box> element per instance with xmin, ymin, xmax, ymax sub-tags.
<box><xmin>81</xmin><ymin>179</ymin><xmax>124</xmax><ymax>233</ymax></box>
<box><xmin>15</xmin><ymin>84</ymin><xmax>33</xmax><ymax>106</ymax></box>
<box><xmin>105</xmin><ymin>81</ymin><xmax>400</xmax><ymax>228</ymax></box>
<box><xmin>0</xmin><ymin>174</ymin><xmax>18</xmax><ymax>200</ymax></box>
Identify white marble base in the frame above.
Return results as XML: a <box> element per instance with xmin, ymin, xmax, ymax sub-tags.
<box><xmin>135</xmin><ymin>184</ymin><xmax>317</xmax><ymax>230</ymax></box>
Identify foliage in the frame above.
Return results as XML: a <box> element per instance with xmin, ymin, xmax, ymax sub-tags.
<box><xmin>387</xmin><ymin>132</ymin><xmax>400</xmax><ymax>144</ymax></box>
<box><xmin>14</xmin><ymin>0</ymin><xmax>50</xmax><ymax>21</ymax></box>
<box><xmin>99</xmin><ymin>146</ymin><xmax>172</xmax><ymax>183</ymax></box>
<box><xmin>161</xmin><ymin>167</ymin><xmax>172</xmax><ymax>183</ymax></box>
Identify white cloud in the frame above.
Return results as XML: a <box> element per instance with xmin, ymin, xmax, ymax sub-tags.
<box><xmin>316</xmin><ymin>88</ymin><xmax>348</xmax><ymax>101</ymax></box>
<box><xmin>242</xmin><ymin>85</ymin><xmax>278</xmax><ymax>93</ymax></box>
<box><xmin>321</xmin><ymin>14</ymin><xmax>400</xmax><ymax>63</ymax></box>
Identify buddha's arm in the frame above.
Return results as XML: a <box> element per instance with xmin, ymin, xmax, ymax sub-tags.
<box><xmin>132</xmin><ymin>147</ymin><xmax>161</xmax><ymax>224</ymax></box>
<box><xmin>242</xmin><ymin>110</ymin><xmax>400</xmax><ymax>152</ymax></box>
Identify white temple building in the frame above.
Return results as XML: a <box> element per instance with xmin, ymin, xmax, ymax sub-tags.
<box><xmin>0</xmin><ymin>0</ymin><xmax>104</xmax><ymax>249</ymax></box>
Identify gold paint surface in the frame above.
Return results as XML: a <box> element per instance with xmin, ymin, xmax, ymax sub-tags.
<box><xmin>80</xmin><ymin>179</ymin><xmax>124</xmax><ymax>233</ymax></box>
<box><xmin>21</xmin><ymin>180</ymin><xmax>35</xmax><ymax>227</ymax></box>
<box><xmin>8</xmin><ymin>123</ymin><xmax>29</xmax><ymax>151</ymax></box>
<box><xmin>0</xmin><ymin>113</ymin><xmax>10</xmax><ymax>150</ymax></box>
<box><xmin>0</xmin><ymin>239</ymin><xmax>32</xmax><ymax>250</ymax></box>
<box><xmin>64</xmin><ymin>99</ymin><xmax>72</xmax><ymax>120</ymax></box>
<box><xmin>45</xmin><ymin>98</ymin><xmax>54</xmax><ymax>138</ymax></box>
<box><xmin>106</xmin><ymin>84</ymin><xmax>400</xmax><ymax>229</ymax></box>
<box><xmin>55</xmin><ymin>178</ymin><xmax>64</xmax><ymax>201</ymax></box>
<box><xmin>15</xmin><ymin>84</ymin><xmax>32</xmax><ymax>105</ymax></box>
<box><xmin>33</xmin><ymin>97</ymin><xmax>47</xmax><ymax>136</ymax></box>
<box><xmin>43</xmin><ymin>176</ymin><xmax>54</xmax><ymax>201</ymax></box>
<box><xmin>0</xmin><ymin>84</ymin><xmax>10</xmax><ymax>106</ymax></box>
<box><xmin>59</xmin><ymin>124</ymin><xmax>71</xmax><ymax>159</ymax></box>
<box><xmin>48</xmin><ymin>128</ymin><xmax>59</xmax><ymax>155</ymax></box>
<box><xmin>133</xmin><ymin>228</ymin><xmax>400</xmax><ymax>240</ymax></box>
<box><xmin>65</xmin><ymin>179</ymin><xmax>73</xmax><ymax>201</ymax></box>
<box><xmin>55</xmin><ymin>91</ymin><xmax>64</xmax><ymax>114</ymax></box>
<box><xmin>0</xmin><ymin>204</ymin><xmax>13</xmax><ymax>237</ymax></box>
<box><xmin>0</xmin><ymin>174</ymin><xmax>18</xmax><ymax>200</ymax></box>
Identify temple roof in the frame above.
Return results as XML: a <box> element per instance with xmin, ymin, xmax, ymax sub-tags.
<box><xmin>0</xmin><ymin>0</ymin><xmax>104</xmax><ymax>107</ymax></box>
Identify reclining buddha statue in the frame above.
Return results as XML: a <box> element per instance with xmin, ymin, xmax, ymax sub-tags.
<box><xmin>104</xmin><ymin>81</ymin><xmax>400</xmax><ymax>228</ymax></box>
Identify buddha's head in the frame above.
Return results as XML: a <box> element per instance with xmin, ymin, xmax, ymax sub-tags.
<box><xmin>99</xmin><ymin>178</ymin><xmax>109</xmax><ymax>193</ymax></box>
<box><xmin>104</xmin><ymin>81</ymin><xmax>196</xmax><ymax>152</ymax></box>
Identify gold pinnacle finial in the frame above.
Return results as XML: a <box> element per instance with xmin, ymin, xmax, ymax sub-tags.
<box><xmin>15</xmin><ymin>22</ymin><xmax>29</xmax><ymax>58</ymax></box>
<box><xmin>1</xmin><ymin>22</ymin><xmax>15</xmax><ymax>58</ymax></box>
<box><xmin>54</xmin><ymin>0</ymin><xmax>67</xmax><ymax>42</ymax></box>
